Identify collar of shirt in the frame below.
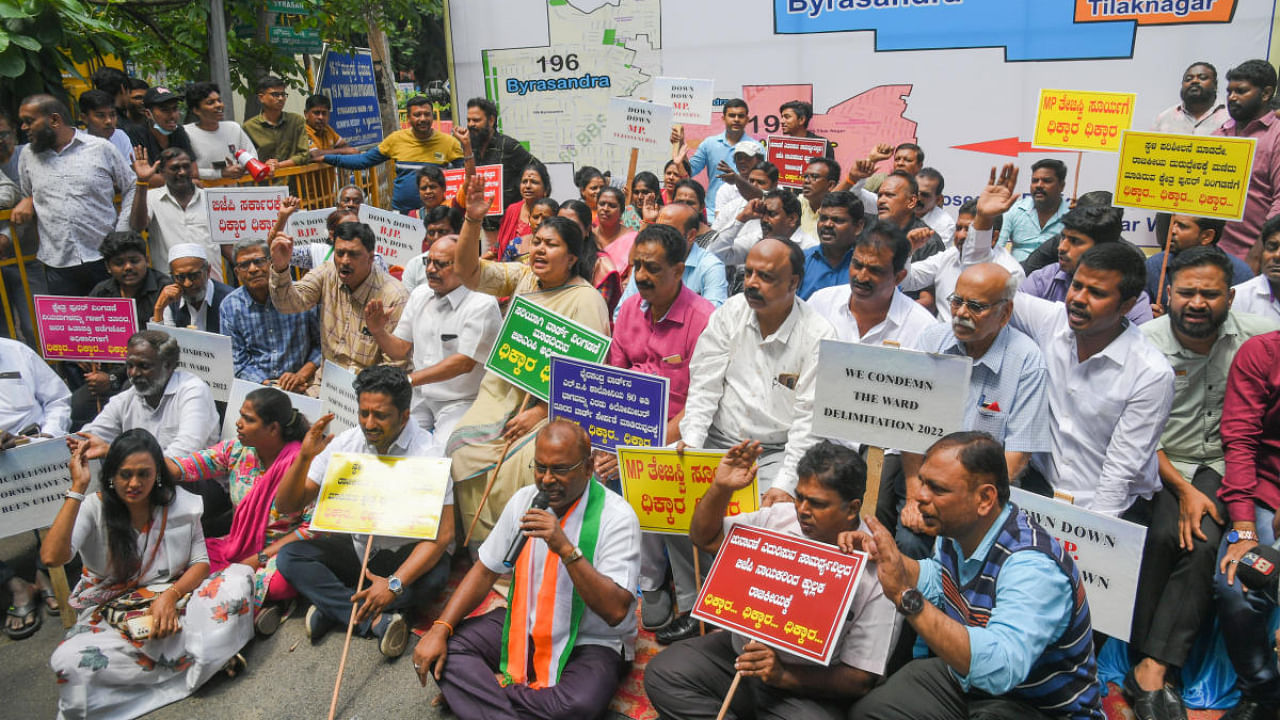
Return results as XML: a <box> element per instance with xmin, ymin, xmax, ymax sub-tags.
<box><xmin>42</xmin><ymin>132</ymin><xmax>86</xmax><ymax>158</ymax></box>
<box><xmin>686</xmin><ymin>242</ymin><xmax>709</xmax><ymax>266</ymax></box>
<box><xmin>939</xmin><ymin>324</ymin><xmax>1013</xmax><ymax>374</ymax></box>
<box><xmin>1221</xmin><ymin>110</ymin><xmax>1277</xmax><ymax>135</ymax></box>
<box><xmin>1146</xmin><ymin>310</ymin><xmax>1243</xmax><ymax>357</ymax></box>
<box><xmin>431</xmin><ymin>283</ymin><xmax>472</xmax><ymax>311</ymax></box>
<box><xmin>942</xmin><ymin>503</ymin><xmax>1013</xmax><ymax>566</ymax></box>
<box><xmin>363</xmin><ymin>420</ymin><xmax>421</xmax><ymax>457</ymax></box>
<box><xmin>1062</xmin><ymin>317</ymin><xmax>1138</xmax><ymax>368</ymax></box>
<box><xmin>340</xmin><ymin>267</ymin><xmax>387</xmax><ymax>304</ymax></box>
<box><xmin>255</xmin><ymin>113</ymin><xmax>286</xmax><ymax>129</ymax></box>
<box><xmin>639</xmin><ymin>283</ymin><xmax>696</xmax><ymax>326</ymax></box>
<box><xmin>806</xmin><ymin>243</ymin><xmax>852</xmax><ymax>270</ymax></box>
<box><xmin>885</xmin><ymin>289</ymin><xmax>921</xmax><ymax>328</ymax></box>
<box><xmin>1177</xmin><ymin>103</ymin><xmax>1227</xmax><ymax>122</ymax></box>
<box><xmin>157</xmin><ymin>183</ymin><xmax>204</xmax><ymax>208</ymax></box>
<box><xmin>748</xmin><ymin>296</ymin><xmax>805</xmax><ymax>345</ymax></box>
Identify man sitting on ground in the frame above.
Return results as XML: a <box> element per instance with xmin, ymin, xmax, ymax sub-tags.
<box><xmin>151</xmin><ymin>242</ymin><xmax>233</xmax><ymax>333</ymax></box>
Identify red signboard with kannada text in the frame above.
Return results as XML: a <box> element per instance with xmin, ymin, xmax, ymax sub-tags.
<box><xmin>444</xmin><ymin>165</ymin><xmax>503</xmax><ymax>216</ymax></box>
<box><xmin>766</xmin><ymin>135</ymin><xmax>829</xmax><ymax>189</ymax></box>
<box><xmin>692</xmin><ymin>524</ymin><xmax>866</xmax><ymax>665</ymax></box>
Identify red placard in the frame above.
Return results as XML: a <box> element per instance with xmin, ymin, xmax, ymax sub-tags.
<box><xmin>692</xmin><ymin>524</ymin><xmax>866</xmax><ymax>665</ymax></box>
<box><xmin>765</xmin><ymin>135</ymin><xmax>830</xmax><ymax>189</ymax></box>
<box><xmin>444</xmin><ymin>164</ymin><xmax>504</xmax><ymax>216</ymax></box>
<box><xmin>34</xmin><ymin>295</ymin><xmax>137</xmax><ymax>363</ymax></box>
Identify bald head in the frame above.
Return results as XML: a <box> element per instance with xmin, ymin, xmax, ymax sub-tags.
<box><xmin>657</xmin><ymin>203</ymin><xmax>699</xmax><ymax>240</ymax></box>
<box><xmin>951</xmin><ymin>263</ymin><xmax>1015</xmax><ymax>354</ymax></box>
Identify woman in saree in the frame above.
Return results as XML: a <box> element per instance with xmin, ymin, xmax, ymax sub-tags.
<box><xmin>621</xmin><ymin>170</ymin><xmax>661</xmax><ymax>230</ymax></box>
<box><xmin>163</xmin><ymin>387</ymin><xmax>310</xmax><ymax>634</ymax></box>
<box><xmin>574</xmin><ymin>165</ymin><xmax>606</xmax><ymax>223</ymax></box>
<box><xmin>493</xmin><ymin>161</ymin><xmax>552</xmax><ymax>259</ymax></box>
<box><xmin>559</xmin><ymin>198</ymin><xmax>622</xmax><ymax>315</ymax></box>
<box><xmin>593</xmin><ymin>185</ymin><xmax>637</xmax><ymax>287</ymax></box>
<box><xmin>445</xmin><ymin>174</ymin><xmax>610</xmax><ymax>545</ymax></box>
<box><xmin>43</xmin><ymin>429</ymin><xmax>254</xmax><ymax>720</ymax></box>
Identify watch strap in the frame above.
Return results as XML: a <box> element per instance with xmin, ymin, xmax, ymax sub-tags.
<box><xmin>562</xmin><ymin>547</ymin><xmax>584</xmax><ymax>566</ymax></box>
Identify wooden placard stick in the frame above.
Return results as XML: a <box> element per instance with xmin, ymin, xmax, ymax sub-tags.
<box><xmin>463</xmin><ymin>392</ymin><xmax>532</xmax><ymax>547</ymax></box>
<box><xmin>693</xmin><ymin>550</ymin><xmax>705</xmax><ymax>636</ymax></box>
<box><xmin>716</xmin><ymin>671</ymin><xmax>743</xmax><ymax>720</ymax></box>
<box><xmin>624</xmin><ymin>147</ymin><xmax>640</xmax><ymax>206</ymax></box>
<box><xmin>864</xmin><ymin>446</ymin><xmax>885</xmax><ymax>521</ymax></box>
<box><xmin>327</xmin><ymin>534</ymin><xmax>375</xmax><ymax>720</ymax></box>
<box><xmin>1155</xmin><ymin>217</ymin><xmax>1177</xmax><ymax>310</ymax></box>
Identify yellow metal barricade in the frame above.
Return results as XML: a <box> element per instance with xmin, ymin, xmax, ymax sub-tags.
<box><xmin>0</xmin><ymin>208</ymin><xmax>37</xmax><ymax>341</ymax></box>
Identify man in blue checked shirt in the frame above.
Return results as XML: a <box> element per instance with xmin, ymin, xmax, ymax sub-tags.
<box><xmin>220</xmin><ymin>238</ymin><xmax>321</xmax><ymax>393</ymax></box>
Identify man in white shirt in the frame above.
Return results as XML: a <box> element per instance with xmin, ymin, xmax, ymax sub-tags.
<box><xmin>808</xmin><ymin>218</ymin><xmax>938</xmax><ymax>347</ymax></box>
<box><xmin>414</xmin><ymin>419</ymin><xmax>639</xmax><ymax>720</ymax></box>
<box><xmin>914</xmin><ymin>168</ymin><xmax>955</xmax><ymax>246</ymax></box>
<box><xmin>151</xmin><ymin>243</ymin><xmax>233</xmax><ymax>333</ymax></box>
<box><xmin>275</xmin><ymin>365</ymin><xmax>455</xmax><ymax>658</ymax></box>
<box><xmin>971</xmin><ymin>172</ymin><xmax>1174</xmax><ymax>517</ymax></box>
<box><xmin>364</xmin><ymin>235</ymin><xmax>501</xmax><ymax>447</ymax></box>
<box><xmin>1232</xmin><ymin>216</ymin><xmax>1280</xmax><ymax>323</ymax></box>
<box><xmin>900</xmin><ymin>199</ymin><xmax>1025</xmax><ymax>324</ymax></box>
<box><xmin>74</xmin><ymin>329</ymin><xmax>220</xmax><ymax>460</ymax></box>
<box><xmin>0</xmin><ymin>336</ymin><xmax>71</xmax><ymax>446</ymax></box>
<box><xmin>711</xmin><ymin>139</ymin><xmax>766</xmax><ymax>231</ymax></box>
<box><xmin>129</xmin><ymin>146</ymin><xmax>222</xmax><ymax>277</ymax></box>
<box><xmin>1153</xmin><ymin>62</ymin><xmax>1229</xmax><ymax>136</ymax></box>
<box><xmin>649</xmin><ymin>439</ymin><xmax>900</xmax><ymax>719</ymax></box>
<box><xmin>719</xmin><ymin>189</ymin><xmax>818</xmax><ymax>268</ymax></box>
<box><xmin>681</xmin><ymin>237</ymin><xmax>834</xmax><ymax>506</ymax></box>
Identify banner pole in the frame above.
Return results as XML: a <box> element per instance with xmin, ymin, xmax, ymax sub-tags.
<box><xmin>624</xmin><ymin>147</ymin><xmax>640</xmax><ymax>206</ymax></box>
<box><xmin>1072</xmin><ymin>151</ymin><xmax>1083</xmax><ymax>204</ymax></box>
<box><xmin>864</xmin><ymin>446</ymin><xmax>885</xmax><ymax>523</ymax></box>
<box><xmin>1155</xmin><ymin>218</ymin><xmax>1177</xmax><ymax>311</ymax></box>
<box><xmin>693</xmin><ymin>550</ymin><xmax>705</xmax><ymax>636</ymax></box>
<box><xmin>463</xmin><ymin>392</ymin><xmax>532</xmax><ymax>547</ymax></box>
<box><xmin>328</xmin><ymin>534</ymin><xmax>374</xmax><ymax>720</ymax></box>
<box><xmin>716</xmin><ymin>671</ymin><xmax>743</xmax><ymax>720</ymax></box>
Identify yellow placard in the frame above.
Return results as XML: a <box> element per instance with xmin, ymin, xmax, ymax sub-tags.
<box><xmin>1113</xmin><ymin>131</ymin><xmax>1257</xmax><ymax>221</ymax></box>
<box><xmin>310</xmin><ymin>452</ymin><xmax>451</xmax><ymax>540</ymax></box>
<box><xmin>617</xmin><ymin>447</ymin><xmax>758</xmax><ymax>534</ymax></box>
<box><xmin>1033</xmin><ymin>89</ymin><xmax>1136</xmax><ymax>152</ymax></box>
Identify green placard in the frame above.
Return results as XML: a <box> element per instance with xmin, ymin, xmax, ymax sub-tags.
<box><xmin>485</xmin><ymin>296</ymin><xmax>610</xmax><ymax>402</ymax></box>
<box><xmin>269</xmin><ymin>25</ymin><xmax>322</xmax><ymax>54</ymax></box>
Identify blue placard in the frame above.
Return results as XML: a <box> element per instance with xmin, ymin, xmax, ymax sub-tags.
<box><xmin>549</xmin><ymin>356</ymin><xmax>669</xmax><ymax>453</ymax></box>
<box><xmin>315</xmin><ymin>48</ymin><xmax>384</xmax><ymax>148</ymax></box>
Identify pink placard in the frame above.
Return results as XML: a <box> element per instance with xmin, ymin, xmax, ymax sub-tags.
<box><xmin>34</xmin><ymin>295</ymin><xmax>137</xmax><ymax>363</ymax></box>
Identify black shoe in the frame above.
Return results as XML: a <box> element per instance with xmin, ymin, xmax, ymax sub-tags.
<box><xmin>1121</xmin><ymin>669</ymin><xmax>1168</xmax><ymax>720</ymax></box>
<box><xmin>1157</xmin><ymin>687</ymin><xmax>1187</xmax><ymax>720</ymax></box>
<box><xmin>654</xmin><ymin>613</ymin><xmax>700</xmax><ymax>645</ymax></box>
<box><xmin>1222</xmin><ymin>699</ymin><xmax>1278</xmax><ymax>720</ymax></box>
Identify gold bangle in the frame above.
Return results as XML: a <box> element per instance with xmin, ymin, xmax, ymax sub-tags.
<box><xmin>433</xmin><ymin>619</ymin><xmax>454</xmax><ymax>636</ymax></box>
<box><xmin>135</xmin><ymin>181</ymin><xmax>149</xmax><ymax>187</ymax></box>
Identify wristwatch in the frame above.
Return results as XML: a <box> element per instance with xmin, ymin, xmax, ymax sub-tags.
<box><xmin>898</xmin><ymin>588</ymin><xmax>926</xmax><ymax>617</ymax></box>
<box><xmin>256</xmin><ymin>551</ymin><xmax>269</xmax><ymax>567</ymax></box>
<box><xmin>1228</xmin><ymin>529</ymin><xmax>1260</xmax><ymax>543</ymax></box>
<box><xmin>561</xmin><ymin>546</ymin><xmax>584</xmax><ymax>566</ymax></box>
<box><xmin>387</xmin><ymin>575</ymin><xmax>404</xmax><ymax>597</ymax></box>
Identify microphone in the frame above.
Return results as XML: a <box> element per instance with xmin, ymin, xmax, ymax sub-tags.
<box><xmin>503</xmin><ymin>490</ymin><xmax>551</xmax><ymax>568</ymax></box>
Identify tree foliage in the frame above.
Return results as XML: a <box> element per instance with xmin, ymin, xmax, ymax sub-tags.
<box><xmin>0</xmin><ymin>0</ymin><xmax>121</xmax><ymax>112</ymax></box>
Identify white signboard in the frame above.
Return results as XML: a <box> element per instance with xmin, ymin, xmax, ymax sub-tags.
<box><xmin>1010</xmin><ymin>488</ymin><xmax>1147</xmax><ymax>641</ymax></box>
<box><xmin>320</xmin><ymin>360</ymin><xmax>359</xmax><ymax>434</ymax></box>
<box><xmin>221</xmin><ymin>379</ymin><xmax>324</xmax><ymax>443</ymax></box>
<box><xmin>0</xmin><ymin>440</ymin><xmax>72</xmax><ymax>538</ymax></box>
<box><xmin>148</xmin><ymin>322</ymin><xmax>234</xmax><ymax>403</ymax></box>
<box><xmin>358</xmin><ymin>205</ymin><xmax>424</xmax><ymax>268</ymax></box>
<box><xmin>653</xmin><ymin>77</ymin><xmax>715</xmax><ymax>125</ymax></box>
<box><xmin>205</xmin><ymin>186</ymin><xmax>289</xmax><ymax>245</ymax></box>
<box><xmin>286</xmin><ymin>207</ymin><xmax>334</xmax><ymax>246</ymax></box>
<box><xmin>813</xmin><ymin>340</ymin><xmax>972</xmax><ymax>454</ymax></box>
<box><xmin>607</xmin><ymin>97</ymin><xmax>673</xmax><ymax>149</ymax></box>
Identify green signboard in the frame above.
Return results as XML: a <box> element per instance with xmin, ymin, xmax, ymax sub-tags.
<box><xmin>269</xmin><ymin>25</ymin><xmax>322</xmax><ymax>54</ymax></box>
<box><xmin>267</xmin><ymin>0</ymin><xmax>310</xmax><ymax>13</ymax></box>
<box><xmin>484</xmin><ymin>296</ymin><xmax>610</xmax><ymax>402</ymax></box>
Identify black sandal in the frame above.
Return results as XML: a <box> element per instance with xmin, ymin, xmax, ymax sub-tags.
<box><xmin>3</xmin><ymin>601</ymin><xmax>42</xmax><ymax>640</ymax></box>
<box><xmin>222</xmin><ymin>653</ymin><xmax>247</xmax><ymax>678</ymax></box>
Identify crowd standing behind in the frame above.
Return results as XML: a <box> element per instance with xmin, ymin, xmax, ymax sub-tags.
<box><xmin>3</xmin><ymin>55</ymin><xmax>1280</xmax><ymax>720</ymax></box>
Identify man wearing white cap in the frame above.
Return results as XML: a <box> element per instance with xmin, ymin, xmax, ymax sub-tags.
<box><xmin>152</xmin><ymin>242</ymin><xmax>234</xmax><ymax>333</ymax></box>
<box><xmin>129</xmin><ymin>145</ymin><xmax>222</xmax><ymax>277</ymax></box>
<box><xmin>709</xmin><ymin>139</ymin><xmax>766</xmax><ymax>235</ymax></box>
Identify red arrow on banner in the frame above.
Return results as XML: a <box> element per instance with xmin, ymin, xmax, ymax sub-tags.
<box><xmin>950</xmin><ymin>137</ymin><xmax>1060</xmax><ymax>157</ymax></box>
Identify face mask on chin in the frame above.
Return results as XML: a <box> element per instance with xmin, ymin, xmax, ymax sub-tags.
<box><xmin>153</xmin><ymin>123</ymin><xmax>174</xmax><ymax>136</ymax></box>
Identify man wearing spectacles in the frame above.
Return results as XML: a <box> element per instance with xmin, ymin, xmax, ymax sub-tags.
<box><xmin>219</xmin><ymin>238</ymin><xmax>322</xmax><ymax>393</ymax></box>
<box><xmin>243</xmin><ymin>75</ymin><xmax>311</xmax><ymax>173</ymax></box>
<box><xmin>364</xmin><ymin>234</ymin><xmax>501</xmax><ymax>447</ymax></box>
<box><xmin>414</xmin><ymin>418</ymin><xmax>641</xmax><ymax>720</ymax></box>
<box><xmin>401</xmin><ymin>205</ymin><xmax>463</xmax><ymax>293</ymax></box>
<box><xmin>151</xmin><ymin>242</ymin><xmax>233</xmax><ymax>334</ymax></box>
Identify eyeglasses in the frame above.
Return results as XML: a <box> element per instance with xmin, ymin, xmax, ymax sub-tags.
<box><xmin>424</xmin><ymin>258</ymin><xmax>453</xmax><ymax>269</ymax></box>
<box><xmin>947</xmin><ymin>294</ymin><xmax>1007</xmax><ymax>314</ymax></box>
<box><xmin>235</xmin><ymin>256</ymin><xmax>269</xmax><ymax>270</ymax></box>
<box><xmin>172</xmin><ymin>271</ymin><xmax>206</xmax><ymax>283</ymax></box>
<box><xmin>801</xmin><ymin>172</ymin><xmax>827</xmax><ymax>181</ymax></box>
<box><xmin>267</xmin><ymin>91</ymin><xmax>288</xmax><ymax>99</ymax></box>
<box><xmin>531</xmin><ymin>458</ymin><xmax>586</xmax><ymax>479</ymax></box>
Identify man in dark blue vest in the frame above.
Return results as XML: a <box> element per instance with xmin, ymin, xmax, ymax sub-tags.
<box><xmin>845</xmin><ymin>432</ymin><xmax>1103</xmax><ymax>720</ymax></box>
<box><xmin>150</xmin><ymin>242</ymin><xmax>233</xmax><ymax>334</ymax></box>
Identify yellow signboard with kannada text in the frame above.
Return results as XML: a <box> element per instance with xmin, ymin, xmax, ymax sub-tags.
<box><xmin>617</xmin><ymin>447</ymin><xmax>758</xmax><ymax>534</ymax></box>
<box><xmin>1033</xmin><ymin>89</ymin><xmax>1136</xmax><ymax>152</ymax></box>
<box><xmin>310</xmin><ymin>452</ymin><xmax>451</xmax><ymax>540</ymax></box>
<box><xmin>1113</xmin><ymin>131</ymin><xmax>1256</xmax><ymax>221</ymax></box>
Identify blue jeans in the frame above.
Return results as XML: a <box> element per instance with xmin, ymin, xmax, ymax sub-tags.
<box><xmin>1214</xmin><ymin>503</ymin><xmax>1279</xmax><ymax>702</ymax></box>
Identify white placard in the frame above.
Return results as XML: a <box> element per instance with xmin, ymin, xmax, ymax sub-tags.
<box><xmin>286</xmin><ymin>207</ymin><xmax>334</xmax><ymax>246</ymax></box>
<box><xmin>606</xmin><ymin>97</ymin><xmax>673</xmax><ymax>149</ymax></box>
<box><xmin>653</xmin><ymin>77</ymin><xmax>715</xmax><ymax>125</ymax></box>
<box><xmin>320</xmin><ymin>360</ymin><xmax>359</xmax><ymax>434</ymax></box>
<box><xmin>1010</xmin><ymin>488</ymin><xmax>1147</xmax><ymax>641</ymax></box>
<box><xmin>205</xmin><ymin>186</ymin><xmax>289</xmax><ymax>245</ymax></box>
<box><xmin>357</xmin><ymin>205</ymin><xmax>425</xmax><ymax>268</ymax></box>
<box><xmin>813</xmin><ymin>340</ymin><xmax>972</xmax><ymax>454</ymax></box>
<box><xmin>148</xmin><ymin>322</ymin><xmax>234</xmax><ymax>403</ymax></box>
<box><xmin>221</xmin><ymin>379</ymin><xmax>324</xmax><ymax>442</ymax></box>
<box><xmin>0</xmin><ymin>440</ymin><xmax>72</xmax><ymax>538</ymax></box>
<box><xmin>545</xmin><ymin>162</ymin><xmax>578</xmax><ymax>205</ymax></box>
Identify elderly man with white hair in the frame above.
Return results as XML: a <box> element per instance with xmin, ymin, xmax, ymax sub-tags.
<box><xmin>151</xmin><ymin>242</ymin><xmax>234</xmax><ymax>333</ymax></box>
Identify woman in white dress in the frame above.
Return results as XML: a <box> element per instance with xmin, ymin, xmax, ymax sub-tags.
<box><xmin>42</xmin><ymin>429</ymin><xmax>254</xmax><ymax>720</ymax></box>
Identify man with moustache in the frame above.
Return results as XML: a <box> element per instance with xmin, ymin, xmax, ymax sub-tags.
<box><xmin>799</xmin><ymin>190</ymin><xmax>866</xmax><ymax>300</ymax></box>
<box><xmin>151</xmin><ymin>243</ymin><xmax>234</xmax><ymax>334</ymax></box>
<box><xmin>465</xmin><ymin>97</ymin><xmax>536</xmax><ymax>216</ymax></box>
<box><xmin>363</xmin><ymin>234</ymin><xmax>501</xmax><ymax>443</ymax></box>
<box><xmin>875</xmin><ymin>171</ymin><xmax>945</xmax><ymax>264</ymax></box>
<box><xmin>268</xmin><ymin>221</ymin><xmax>409</xmax><ymax>371</ymax></box>
<box><xmin>614</xmin><ymin>202</ymin><xmax>728</xmax><ymax>312</ymax></box>
<box><xmin>1120</xmin><ymin>246</ymin><xmax>1279</xmax><ymax>720</ymax></box>
<box><xmin>681</xmin><ymin>237</ymin><xmax>835</xmax><ymax>508</ymax></box>
<box><xmin>130</xmin><ymin>146</ymin><xmax>220</xmax><ymax>276</ymax></box>
<box><xmin>1154</xmin><ymin>62</ymin><xmax>1229</xmax><ymax>135</ymax></box>
<box><xmin>858</xmin><ymin>142</ymin><xmax>926</xmax><ymax>195</ymax></box>
<box><xmin>800</xmin><ymin>156</ymin><xmax>840</xmax><ymax>238</ymax></box>
<box><xmin>606</xmin><ymin>223</ymin><xmax>716</xmax><ymax>642</ymax></box>
<box><xmin>219</xmin><ymin>239</ymin><xmax>322</xmax><ymax>392</ymax></box>
<box><xmin>721</xmin><ymin>188</ymin><xmax>818</xmax><ymax>267</ymax></box>
<box><xmin>914</xmin><ymin>167</ymin><xmax>955</xmax><ymax>246</ymax></box>
<box><xmin>1215</xmin><ymin>59</ymin><xmax>1280</xmax><ymax>266</ymax></box>
<box><xmin>12</xmin><ymin>94</ymin><xmax>135</xmax><ymax>295</ymax></box>
<box><xmin>969</xmin><ymin>187</ymin><xmax>1174</xmax><ymax>517</ymax></box>
<box><xmin>645</xmin><ymin>440</ymin><xmax>900</xmax><ymax>719</ymax></box>
<box><xmin>999</xmin><ymin>159</ymin><xmax>1069</xmax><ymax>263</ymax></box>
<box><xmin>1232</xmin><ymin>215</ymin><xmax>1280</xmax><ymax>324</ymax></box>
<box><xmin>807</xmin><ymin>218</ymin><xmax>937</xmax><ymax>346</ymax></box>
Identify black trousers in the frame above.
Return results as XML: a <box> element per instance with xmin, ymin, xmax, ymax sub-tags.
<box><xmin>1130</xmin><ymin>465</ymin><xmax>1225</xmax><ymax>668</ymax></box>
<box><xmin>43</xmin><ymin>260</ymin><xmax>108</xmax><ymax>297</ymax></box>
<box><xmin>849</xmin><ymin>658</ymin><xmax>1054</xmax><ymax>720</ymax></box>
